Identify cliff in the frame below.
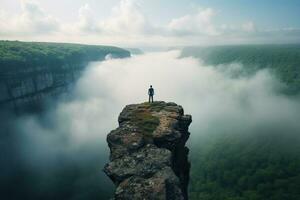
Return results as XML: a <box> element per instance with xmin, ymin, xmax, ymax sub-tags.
<box><xmin>0</xmin><ymin>41</ymin><xmax>130</xmax><ymax>112</ymax></box>
<box><xmin>104</xmin><ymin>101</ymin><xmax>192</xmax><ymax>200</ymax></box>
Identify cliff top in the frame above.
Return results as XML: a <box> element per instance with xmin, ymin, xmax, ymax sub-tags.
<box><xmin>0</xmin><ymin>40</ymin><xmax>130</xmax><ymax>73</ymax></box>
<box><xmin>104</xmin><ymin>101</ymin><xmax>192</xmax><ymax>200</ymax></box>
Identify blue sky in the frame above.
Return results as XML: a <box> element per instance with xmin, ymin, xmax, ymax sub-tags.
<box><xmin>202</xmin><ymin>0</ymin><xmax>300</xmax><ymax>28</ymax></box>
<box><xmin>0</xmin><ymin>0</ymin><xmax>300</xmax><ymax>47</ymax></box>
<box><xmin>141</xmin><ymin>0</ymin><xmax>300</xmax><ymax>28</ymax></box>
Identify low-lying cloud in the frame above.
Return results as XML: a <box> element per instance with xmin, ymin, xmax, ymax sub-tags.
<box><xmin>2</xmin><ymin>51</ymin><xmax>300</xmax><ymax>199</ymax></box>
<box><xmin>15</xmin><ymin>50</ymin><xmax>300</xmax><ymax>169</ymax></box>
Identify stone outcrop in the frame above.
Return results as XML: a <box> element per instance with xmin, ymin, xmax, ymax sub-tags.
<box><xmin>104</xmin><ymin>101</ymin><xmax>192</xmax><ymax>200</ymax></box>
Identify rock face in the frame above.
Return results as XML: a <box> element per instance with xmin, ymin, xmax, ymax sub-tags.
<box><xmin>0</xmin><ymin>69</ymin><xmax>79</xmax><ymax>112</ymax></box>
<box><xmin>104</xmin><ymin>101</ymin><xmax>192</xmax><ymax>200</ymax></box>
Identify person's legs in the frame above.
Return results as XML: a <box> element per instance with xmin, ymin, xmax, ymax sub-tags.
<box><xmin>149</xmin><ymin>95</ymin><xmax>151</xmax><ymax>103</ymax></box>
<box><xmin>151</xmin><ymin>96</ymin><xmax>154</xmax><ymax>103</ymax></box>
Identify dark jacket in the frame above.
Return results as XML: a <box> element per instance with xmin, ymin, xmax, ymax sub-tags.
<box><xmin>148</xmin><ymin>88</ymin><xmax>154</xmax><ymax>96</ymax></box>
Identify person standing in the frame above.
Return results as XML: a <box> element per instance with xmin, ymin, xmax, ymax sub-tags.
<box><xmin>148</xmin><ymin>85</ymin><xmax>154</xmax><ymax>103</ymax></box>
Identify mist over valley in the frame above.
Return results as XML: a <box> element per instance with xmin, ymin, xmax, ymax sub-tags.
<box><xmin>1</xmin><ymin>43</ymin><xmax>300</xmax><ymax>199</ymax></box>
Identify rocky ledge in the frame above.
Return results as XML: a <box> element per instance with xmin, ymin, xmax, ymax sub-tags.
<box><xmin>104</xmin><ymin>101</ymin><xmax>192</xmax><ymax>200</ymax></box>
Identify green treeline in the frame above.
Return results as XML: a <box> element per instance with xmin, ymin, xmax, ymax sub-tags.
<box><xmin>181</xmin><ymin>45</ymin><xmax>300</xmax><ymax>93</ymax></box>
<box><xmin>0</xmin><ymin>40</ymin><xmax>130</xmax><ymax>74</ymax></box>
<box><xmin>189</xmin><ymin>132</ymin><xmax>300</xmax><ymax>200</ymax></box>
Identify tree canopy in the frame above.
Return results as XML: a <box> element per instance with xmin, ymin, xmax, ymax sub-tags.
<box><xmin>189</xmin><ymin>131</ymin><xmax>300</xmax><ymax>200</ymax></box>
<box><xmin>0</xmin><ymin>40</ymin><xmax>130</xmax><ymax>74</ymax></box>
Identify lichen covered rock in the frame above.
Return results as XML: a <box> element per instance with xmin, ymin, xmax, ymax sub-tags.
<box><xmin>104</xmin><ymin>101</ymin><xmax>192</xmax><ymax>200</ymax></box>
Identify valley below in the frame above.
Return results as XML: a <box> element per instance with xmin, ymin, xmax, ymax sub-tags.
<box><xmin>1</xmin><ymin>42</ymin><xmax>300</xmax><ymax>200</ymax></box>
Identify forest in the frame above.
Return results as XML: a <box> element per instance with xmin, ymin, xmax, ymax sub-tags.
<box><xmin>181</xmin><ymin>45</ymin><xmax>300</xmax><ymax>94</ymax></box>
<box><xmin>189</xmin><ymin>131</ymin><xmax>300</xmax><ymax>200</ymax></box>
<box><xmin>185</xmin><ymin>44</ymin><xmax>300</xmax><ymax>200</ymax></box>
<box><xmin>0</xmin><ymin>40</ymin><xmax>130</xmax><ymax>74</ymax></box>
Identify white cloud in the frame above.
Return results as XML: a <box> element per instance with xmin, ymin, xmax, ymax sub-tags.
<box><xmin>99</xmin><ymin>0</ymin><xmax>151</xmax><ymax>35</ymax></box>
<box><xmin>167</xmin><ymin>8</ymin><xmax>219</xmax><ymax>36</ymax></box>
<box><xmin>67</xmin><ymin>0</ymin><xmax>152</xmax><ymax>36</ymax></box>
<box><xmin>0</xmin><ymin>0</ymin><xmax>59</xmax><ymax>36</ymax></box>
<box><xmin>77</xmin><ymin>4</ymin><xmax>101</xmax><ymax>33</ymax></box>
<box><xmin>242</xmin><ymin>21</ymin><xmax>256</xmax><ymax>32</ymax></box>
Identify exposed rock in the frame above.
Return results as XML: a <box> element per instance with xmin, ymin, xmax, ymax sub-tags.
<box><xmin>104</xmin><ymin>101</ymin><xmax>192</xmax><ymax>200</ymax></box>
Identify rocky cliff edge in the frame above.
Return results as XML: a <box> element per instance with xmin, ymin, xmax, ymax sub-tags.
<box><xmin>104</xmin><ymin>101</ymin><xmax>192</xmax><ymax>200</ymax></box>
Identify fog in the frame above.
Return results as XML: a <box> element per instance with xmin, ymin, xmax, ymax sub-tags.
<box><xmin>1</xmin><ymin>51</ymin><xmax>300</xmax><ymax>199</ymax></box>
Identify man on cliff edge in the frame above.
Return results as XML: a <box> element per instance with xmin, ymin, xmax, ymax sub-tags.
<box><xmin>148</xmin><ymin>85</ymin><xmax>154</xmax><ymax>103</ymax></box>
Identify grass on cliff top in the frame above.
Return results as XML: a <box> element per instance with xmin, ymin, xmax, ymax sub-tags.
<box><xmin>129</xmin><ymin>102</ymin><xmax>165</xmax><ymax>135</ymax></box>
<box><xmin>140</xmin><ymin>102</ymin><xmax>166</xmax><ymax>112</ymax></box>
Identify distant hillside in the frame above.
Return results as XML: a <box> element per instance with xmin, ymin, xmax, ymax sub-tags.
<box><xmin>0</xmin><ymin>41</ymin><xmax>130</xmax><ymax>111</ymax></box>
<box><xmin>181</xmin><ymin>45</ymin><xmax>300</xmax><ymax>93</ymax></box>
<box><xmin>126</xmin><ymin>48</ymin><xmax>144</xmax><ymax>55</ymax></box>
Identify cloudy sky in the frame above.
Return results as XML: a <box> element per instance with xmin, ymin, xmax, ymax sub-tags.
<box><xmin>1</xmin><ymin>0</ymin><xmax>300</xmax><ymax>47</ymax></box>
